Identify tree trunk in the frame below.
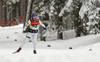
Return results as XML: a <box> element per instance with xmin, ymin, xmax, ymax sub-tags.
<box><xmin>3</xmin><ymin>1</ymin><xmax>7</xmax><ymax>22</ymax></box>
<box><xmin>57</xmin><ymin>16</ymin><xmax>63</xmax><ymax>39</ymax></box>
<box><xmin>20</xmin><ymin>0</ymin><xmax>28</xmax><ymax>27</ymax></box>
<box><xmin>25</xmin><ymin>0</ymin><xmax>33</xmax><ymax>23</ymax></box>
<box><xmin>0</xmin><ymin>0</ymin><xmax>3</xmax><ymax>26</ymax></box>
<box><xmin>73</xmin><ymin>1</ymin><xmax>82</xmax><ymax>37</ymax></box>
<box><xmin>55</xmin><ymin>1</ymin><xmax>64</xmax><ymax>39</ymax></box>
<box><xmin>12</xmin><ymin>3</ymin><xmax>16</xmax><ymax>19</ymax></box>
<box><xmin>16</xmin><ymin>2</ymin><xmax>20</xmax><ymax>18</ymax></box>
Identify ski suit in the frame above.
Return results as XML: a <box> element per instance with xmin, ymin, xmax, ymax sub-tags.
<box><xmin>20</xmin><ymin>18</ymin><xmax>46</xmax><ymax>50</ymax></box>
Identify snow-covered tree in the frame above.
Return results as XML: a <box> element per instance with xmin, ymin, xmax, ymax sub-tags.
<box><xmin>79</xmin><ymin>0</ymin><xmax>100</xmax><ymax>34</ymax></box>
<box><xmin>60</xmin><ymin>0</ymin><xmax>100</xmax><ymax>36</ymax></box>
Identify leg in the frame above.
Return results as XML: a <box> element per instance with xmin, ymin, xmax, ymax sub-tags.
<box><xmin>13</xmin><ymin>32</ymin><xmax>33</xmax><ymax>54</ymax></box>
<box><xmin>20</xmin><ymin>32</ymin><xmax>33</xmax><ymax>48</ymax></box>
<box><xmin>33</xmin><ymin>33</ymin><xmax>38</xmax><ymax>54</ymax></box>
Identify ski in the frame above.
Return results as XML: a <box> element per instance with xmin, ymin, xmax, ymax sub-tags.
<box><xmin>12</xmin><ymin>47</ymin><xmax>22</xmax><ymax>54</ymax></box>
<box><xmin>12</xmin><ymin>52</ymin><xmax>18</xmax><ymax>54</ymax></box>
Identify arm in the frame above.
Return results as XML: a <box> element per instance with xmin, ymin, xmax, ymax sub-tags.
<box><xmin>23</xmin><ymin>20</ymin><xmax>31</xmax><ymax>31</ymax></box>
<box><xmin>39</xmin><ymin>19</ymin><xmax>46</xmax><ymax>28</ymax></box>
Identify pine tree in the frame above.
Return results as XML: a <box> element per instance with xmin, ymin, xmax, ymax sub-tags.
<box><xmin>80</xmin><ymin>0</ymin><xmax>100</xmax><ymax>34</ymax></box>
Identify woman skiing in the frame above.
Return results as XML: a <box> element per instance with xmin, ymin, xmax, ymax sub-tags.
<box><xmin>13</xmin><ymin>13</ymin><xmax>47</xmax><ymax>54</ymax></box>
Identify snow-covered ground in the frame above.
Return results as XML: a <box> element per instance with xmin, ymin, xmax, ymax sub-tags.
<box><xmin>0</xmin><ymin>24</ymin><xmax>100</xmax><ymax>62</ymax></box>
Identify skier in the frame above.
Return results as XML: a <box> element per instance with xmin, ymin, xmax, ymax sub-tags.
<box><xmin>13</xmin><ymin>13</ymin><xmax>47</xmax><ymax>54</ymax></box>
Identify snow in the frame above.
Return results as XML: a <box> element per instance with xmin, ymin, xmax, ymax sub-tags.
<box><xmin>0</xmin><ymin>24</ymin><xmax>100</xmax><ymax>62</ymax></box>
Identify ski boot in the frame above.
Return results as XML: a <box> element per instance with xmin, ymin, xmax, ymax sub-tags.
<box><xmin>33</xmin><ymin>50</ymin><xmax>37</xmax><ymax>54</ymax></box>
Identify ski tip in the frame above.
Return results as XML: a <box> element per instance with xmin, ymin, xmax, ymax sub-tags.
<box><xmin>12</xmin><ymin>52</ymin><xmax>17</xmax><ymax>54</ymax></box>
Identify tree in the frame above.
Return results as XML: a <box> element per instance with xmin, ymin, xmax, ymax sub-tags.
<box><xmin>0</xmin><ymin>0</ymin><xmax>3</xmax><ymax>26</ymax></box>
<box><xmin>72</xmin><ymin>0</ymin><xmax>82</xmax><ymax>37</ymax></box>
<box><xmin>79</xmin><ymin>0</ymin><xmax>100</xmax><ymax>34</ymax></box>
<box><xmin>49</xmin><ymin>0</ymin><xmax>65</xmax><ymax>39</ymax></box>
<box><xmin>20</xmin><ymin>0</ymin><xmax>28</xmax><ymax>27</ymax></box>
<box><xmin>2</xmin><ymin>0</ymin><xmax>7</xmax><ymax>23</ymax></box>
<box><xmin>25</xmin><ymin>0</ymin><xmax>33</xmax><ymax>23</ymax></box>
<box><xmin>53</xmin><ymin>0</ymin><xmax>63</xmax><ymax>39</ymax></box>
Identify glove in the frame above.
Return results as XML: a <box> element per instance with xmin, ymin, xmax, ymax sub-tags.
<box><xmin>22</xmin><ymin>31</ymin><xmax>25</xmax><ymax>33</ymax></box>
<box><xmin>44</xmin><ymin>27</ymin><xmax>47</xmax><ymax>30</ymax></box>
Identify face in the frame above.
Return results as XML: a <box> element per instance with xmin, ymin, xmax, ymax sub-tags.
<box><xmin>32</xmin><ymin>15</ymin><xmax>37</xmax><ymax>20</ymax></box>
<box><xmin>33</xmin><ymin>17</ymin><xmax>37</xmax><ymax>20</ymax></box>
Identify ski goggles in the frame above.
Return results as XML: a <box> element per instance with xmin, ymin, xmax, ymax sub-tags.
<box><xmin>33</xmin><ymin>16</ymin><xmax>37</xmax><ymax>18</ymax></box>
